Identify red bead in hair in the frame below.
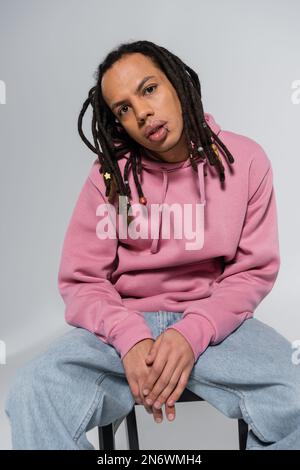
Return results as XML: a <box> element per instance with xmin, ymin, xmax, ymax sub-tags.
<box><xmin>139</xmin><ymin>196</ymin><xmax>147</xmax><ymax>205</ymax></box>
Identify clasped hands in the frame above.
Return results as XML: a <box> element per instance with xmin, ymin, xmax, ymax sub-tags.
<box><xmin>122</xmin><ymin>329</ymin><xmax>195</xmax><ymax>423</ymax></box>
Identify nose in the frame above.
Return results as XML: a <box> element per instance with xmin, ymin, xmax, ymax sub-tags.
<box><xmin>136</xmin><ymin>108</ymin><xmax>154</xmax><ymax>125</ymax></box>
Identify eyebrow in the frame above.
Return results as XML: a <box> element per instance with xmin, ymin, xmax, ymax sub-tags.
<box><xmin>111</xmin><ymin>75</ymin><xmax>156</xmax><ymax>111</ymax></box>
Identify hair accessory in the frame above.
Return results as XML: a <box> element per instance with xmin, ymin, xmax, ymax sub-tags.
<box><xmin>211</xmin><ymin>143</ymin><xmax>220</xmax><ymax>158</ymax></box>
<box><xmin>139</xmin><ymin>196</ymin><xmax>147</xmax><ymax>205</ymax></box>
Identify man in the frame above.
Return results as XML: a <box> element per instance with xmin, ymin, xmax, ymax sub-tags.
<box><xmin>5</xmin><ymin>40</ymin><xmax>300</xmax><ymax>450</ymax></box>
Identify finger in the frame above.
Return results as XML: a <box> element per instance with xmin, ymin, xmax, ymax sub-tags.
<box><xmin>140</xmin><ymin>377</ymin><xmax>165</xmax><ymax>423</ymax></box>
<box><xmin>145</xmin><ymin>355</ymin><xmax>154</xmax><ymax>365</ymax></box>
<box><xmin>146</xmin><ymin>358</ymin><xmax>177</xmax><ymax>408</ymax></box>
<box><xmin>143</xmin><ymin>336</ymin><xmax>164</xmax><ymax>393</ymax></box>
<box><xmin>143</xmin><ymin>400</ymin><xmax>164</xmax><ymax>424</ymax></box>
<box><xmin>142</xmin><ymin>393</ymin><xmax>175</xmax><ymax>423</ymax></box>
<box><xmin>153</xmin><ymin>367</ymin><xmax>180</xmax><ymax>422</ymax></box>
<box><xmin>140</xmin><ymin>387</ymin><xmax>163</xmax><ymax>421</ymax></box>
<box><xmin>142</xmin><ymin>398</ymin><xmax>153</xmax><ymax>414</ymax></box>
<box><xmin>146</xmin><ymin>334</ymin><xmax>162</xmax><ymax>361</ymax></box>
<box><xmin>165</xmin><ymin>402</ymin><xmax>176</xmax><ymax>422</ymax></box>
<box><xmin>141</xmin><ymin>395</ymin><xmax>165</xmax><ymax>423</ymax></box>
<box><xmin>145</xmin><ymin>347</ymin><xmax>156</xmax><ymax>364</ymax></box>
<box><xmin>166</xmin><ymin>369</ymin><xmax>190</xmax><ymax>408</ymax></box>
<box><xmin>152</xmin><ymin>405</ymin><xmax>163</xmax><ymax>423</ymax></box>
<box><xmin>143</xmin><ymin>355</ymin><xmax>168</xmax><ymax>400</ymax></box>
<box><xmin>138</xmin><ymin>383</ymin><xmax>153</xmax><ymax>414</ymax></box>
<box><xmin>151</xmin><ymin>363</ymin><xmax>181</xmax><ymax>410</ymax></box>
<box><xmin>128</xmin><ymin>379</ymin><xmax>141</xmax><ymax>405</ymax></box>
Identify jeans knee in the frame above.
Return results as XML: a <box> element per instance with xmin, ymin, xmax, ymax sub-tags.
<box><xmin>5</xmin><ymin>358</ymin><xmax>46</xmax><ymax>418</ymax></box>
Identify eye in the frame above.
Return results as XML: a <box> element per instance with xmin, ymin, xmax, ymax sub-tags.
<box><xmin>117</xmin><ymin>84</ymin><xmax>157</xmax><ymax>116</ymax></box>
<box><xmin>144</xmin><ymin>84</ymin><xmax>157</xmax><ymax>95</ymax></box>
<box><xmin>118</xmin><ymin>105</ymin><xmax>129</xmax><ymax>117</ymax></box>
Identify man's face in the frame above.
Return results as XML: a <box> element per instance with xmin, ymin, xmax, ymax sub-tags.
<box><xmin>101</xmin><ymin>52</ymin><xmax>189</xmax><ymax>163</ymax></box>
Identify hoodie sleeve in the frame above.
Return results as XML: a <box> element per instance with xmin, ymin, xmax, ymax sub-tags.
<box><xmin>57</xmin><ymin>169</ymin><xmax>154</xmax><ymax>361</ymax></box>
<box><xmin>166</xmin><ymin>146</ymin><xmax>281</xmax><ymax>363</ymax></box>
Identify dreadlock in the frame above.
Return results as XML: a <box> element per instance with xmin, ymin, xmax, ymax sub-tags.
<box><xmin>77</xmin><ymin>40</ymin><xmax>235</xmax><ymax>225</ymax></box>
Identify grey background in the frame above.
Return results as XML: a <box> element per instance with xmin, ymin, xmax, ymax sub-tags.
<box><xmin>0</xmin><ymin>0</ymin><xmax>299</xmax><ymax>450</ymax></box>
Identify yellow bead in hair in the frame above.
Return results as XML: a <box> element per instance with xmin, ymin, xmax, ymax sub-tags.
<box><xmin>211</xmin><ymin>143</ymin><xmax>219</xmax><ymax>158</ymax></box>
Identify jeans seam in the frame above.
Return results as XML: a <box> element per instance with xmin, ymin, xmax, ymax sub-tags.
<box><xmin>72</xmin><ymin>371</ymin><xmax>108</xmax><ymax>443</ymax></box>
<box><xmin>167</xmin><ymin>311</ymin><xmax>182</xmax><ymax>327</ymax></box>
<box><xmin>189</xmin><ymin>374</ymin><xmax>269</xmax><ymax>443</ymax></box>
<box><xmin>159</xmin><ymin>311</ymin><xmax>182</xmax><ymax>332</ymax></box>
<box><xmin>158</xmin><ymin>311</ymin><xmax>164</xmax><ymax>333</ymax></box>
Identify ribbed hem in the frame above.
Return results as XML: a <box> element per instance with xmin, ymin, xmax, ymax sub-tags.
<box><xmin>109</xmin><ymin>311</ymin><xmax>154</xmax><ymax>361</ymax></box>
<box><xmin>165</xmin><ymin>314</ymin><xmax>215</xmax><ymax>363</ymax></box>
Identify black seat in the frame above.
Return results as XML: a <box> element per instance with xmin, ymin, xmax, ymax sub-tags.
<box><xmin>98</xmin><ymin>388</ymin><xmax>248</xmax><ymax>450</ymax></box>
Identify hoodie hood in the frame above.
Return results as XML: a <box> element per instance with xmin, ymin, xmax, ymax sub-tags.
<box><xmin>121</xmin><ymin>112</ymin><xmax>222</xmax><ymax>254</ymax></box>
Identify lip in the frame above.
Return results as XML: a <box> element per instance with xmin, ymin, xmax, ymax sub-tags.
<box><xmin>144</xmin><ymin>120</ymin><xmax>167</xmax><ymax>138</ymax></box>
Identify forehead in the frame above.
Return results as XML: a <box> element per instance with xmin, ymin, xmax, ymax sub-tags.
<box><xmin>101</xmin><ymin>53</ymin><xmax>164</xmax><ymax>102</ymax></box>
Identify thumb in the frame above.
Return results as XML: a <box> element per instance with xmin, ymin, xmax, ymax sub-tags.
<box><xmin>146</xmin><ymin>333</ymin><xmax>163</xmax><ymax>363</ymax></box>
<box><xmin>145</xmin><ymin>349</ymin><xmax>154</xmax><ymax>362</ymax></box>
<box><xmin>145</xmin><ymin>341</ymin><xmax>159</xmax><ymax>363</ymax></box>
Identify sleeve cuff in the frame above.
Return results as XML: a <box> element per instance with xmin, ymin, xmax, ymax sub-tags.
<box><xmin>165</xmin><ymin>314</ymin><xmax>216</xmax><ymax>363</ymax></box>
<box><xmin>108</xmin><ymin>311</ymin><xmax>155</xmax><ymax>360</ymax></box>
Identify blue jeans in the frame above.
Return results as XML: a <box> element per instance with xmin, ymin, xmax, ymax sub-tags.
<box><xmin>4</xmin><ymin>312</ymin><xmax>300</xmax><ymax>450</ymax></box>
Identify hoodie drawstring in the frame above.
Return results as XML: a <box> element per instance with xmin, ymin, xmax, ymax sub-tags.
<box><xmin>197</xmin><ymin>159</ymin><xmax>207</xmax><ymax>205</ymax></box>
<box><xmin>150</xmin><ymin>159</ymin><xmax>206</xmax><ymax>254</ymax></box>
<box><xmin>150</xmin><ymin>170</ymin><xmax>168</xmax><ymax>254</ymax></box>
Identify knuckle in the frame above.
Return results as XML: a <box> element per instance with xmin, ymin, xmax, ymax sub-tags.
<box><xmin>180</xmin><ymin>378</ymin><xmax>188</xmax><ymax>392</ymax></box>
<box><xmin>168</xmin><ymin>379</ymin><xmax>177</xmax><ymax>389</ymax></box>
<box><xmin>158</xmin><ymin>378</ymin><xmax>167</xmax><ymax>388</ymax></box>
<box><xmin>166</xmin><ymin>392</ymin><xmax>175</xmax><ymax>402</ymax></box>
<box><xmin>171</xmin><ymin>389</ymin><xmax>182</xmax><ymax>402</ymax></box>
<box><xmin>159</xmin><ymin>391</ymin><xmax>169</xmax><ymax>402</ymax></box>
<box><xmin>144</xmin><ymin>378</ymin><xmax>153</xmax><ymax>388</ymax></box>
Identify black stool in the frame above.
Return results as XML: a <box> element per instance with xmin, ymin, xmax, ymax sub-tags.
<box><xmin>98</xmin><ymin>388</ymin><xmax>249</xmax><ymax>450</ymax></box>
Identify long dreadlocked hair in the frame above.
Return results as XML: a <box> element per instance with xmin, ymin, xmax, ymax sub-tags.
<box><xmin>78</xmin><ymin>40</ymin><xmax>235</xmax><ymax>225</ymax></box>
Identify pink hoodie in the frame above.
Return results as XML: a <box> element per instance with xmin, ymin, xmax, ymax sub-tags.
<box><xmin>57</xmin><ymin>113</ymin><xmax>281</xmax><ymax>363</ymax></box>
